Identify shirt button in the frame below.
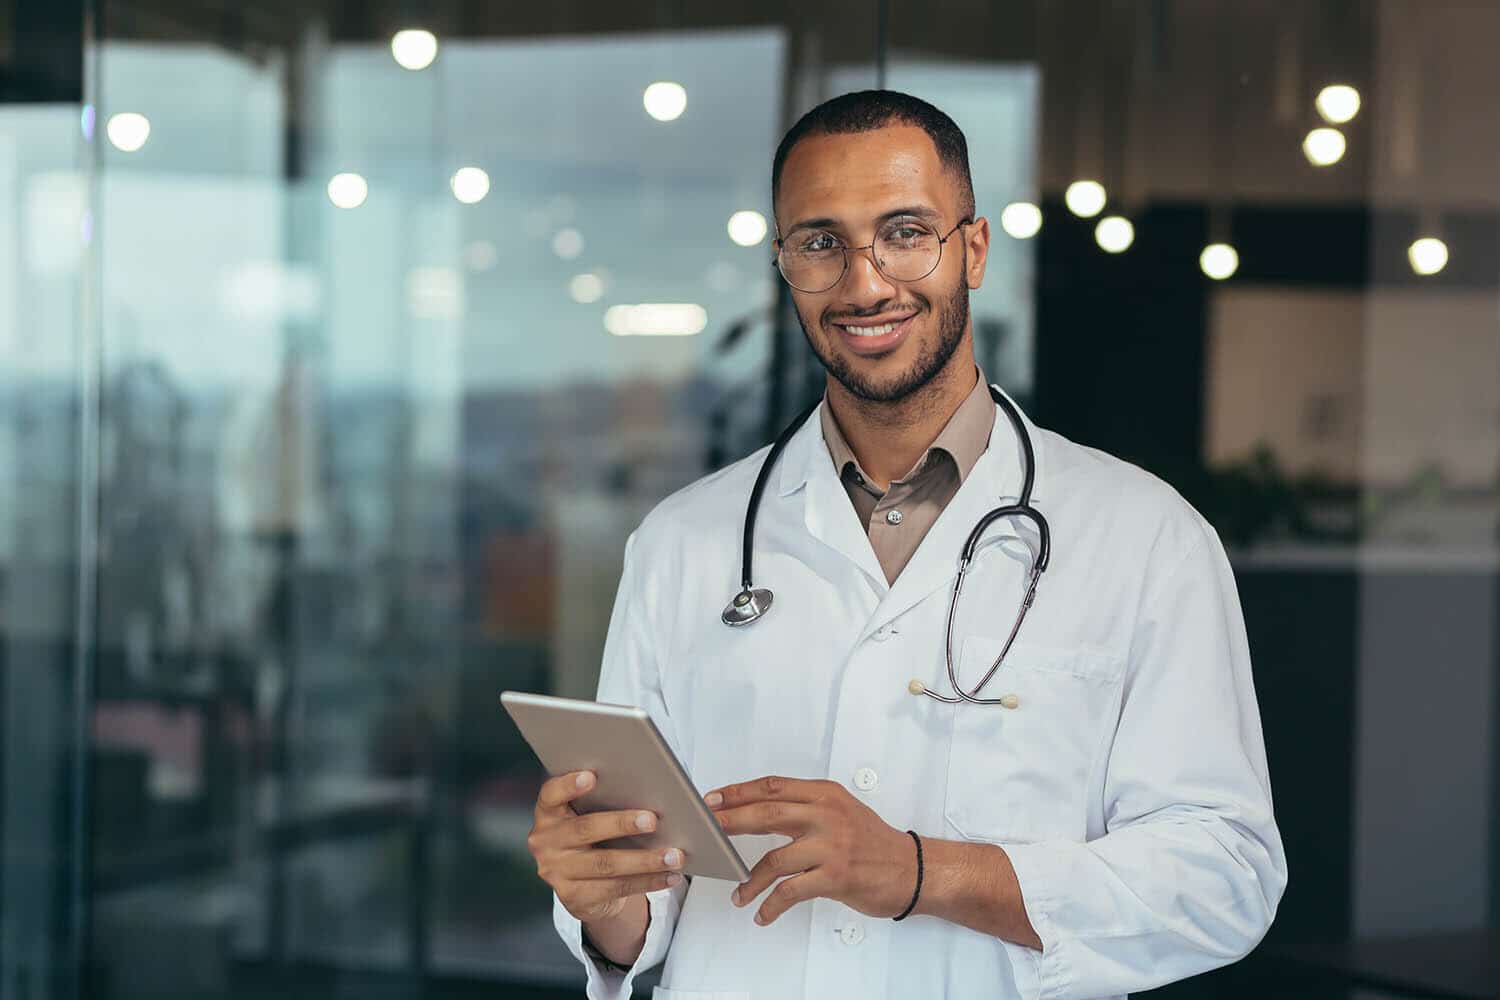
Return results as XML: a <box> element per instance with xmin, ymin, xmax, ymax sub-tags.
<box><xmin>885</xmin><ymin>509</ymin><xmax>904</xmax><ymax>525</ymax></box>
<box><xmin>853</xmin><ymin>767</ymin><xmax>878</xmax><ymax>791</ymax></box>
<box><xmin>839</xmin><ymin>922</ymin><xmax>865</xmax><ymax>946</ymax></box>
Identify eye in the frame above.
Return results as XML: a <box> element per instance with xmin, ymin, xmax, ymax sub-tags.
<box><xmin>795</xmin><ymin>231</ymin><xmax>839</xmax><ymax>253</ymax></box>
<box><xmin>880</xmin><ymin>221</ymin><xmax>935</xmax><ymax>246</ymax></box>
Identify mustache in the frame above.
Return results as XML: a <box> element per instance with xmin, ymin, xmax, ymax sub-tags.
<box><xmin>822</xmin><ymin>301</ymin><xmax>926</xmax><ymax>325</ymax></box>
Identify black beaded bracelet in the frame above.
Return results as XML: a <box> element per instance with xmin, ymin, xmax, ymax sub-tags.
<box><xmin>892</xmin><ymin>829</ymin><xmax>923</xmax><ymax>921</ymax></box>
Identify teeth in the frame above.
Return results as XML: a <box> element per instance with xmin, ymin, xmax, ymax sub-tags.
<box><xmin>842</xmin><ymin>320</ymin><xmax>902</xmax><ymax>336</ymax></box>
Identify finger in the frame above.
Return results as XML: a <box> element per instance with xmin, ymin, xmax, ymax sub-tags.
<box><xmin>536</xmin><ymin>770</ymin><xmax>598</xmax><ymax>814</ymax></box>
<box><xmin>714</xmin><ymin>800</ymin><xmax>815</xmax><ymax>837</ymax></box>
<box><xmin>568</xmin><ymin>870</ymin><xmax>684</xmax><ymax>909</ymax></box>
<box><xmin>706</xmin><ymin>775</ymin><xmax>829</xmax><ymax>810</ymax></box>
<box><xmin>731</xmin><ymin>840</ymin><xmax>821</xmax><ymax>909</ymax></box>
<box><xmin>754</xmin><ymin>870</ymin><xmax>825</xmax><ymax>926</ymax></box>
<box><xmin>564</xmin><ymin>808</ymin><xmax>659</xmax><ymax>847</ymax></box>
<box><xmin>556</xmin><ymin>846</ymin><xmax>686</xmax><ymax>881</ymax></box>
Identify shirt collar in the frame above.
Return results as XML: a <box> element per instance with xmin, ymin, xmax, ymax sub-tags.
<box><xmin>816</xmin><ymin>366</ymin><xmax>996</xmax><ymax>488</ymax></box>
<box><xmin>777</xmin><ymin>374</ymin><xmax>1043</xmax><ymax>504</ymax></box>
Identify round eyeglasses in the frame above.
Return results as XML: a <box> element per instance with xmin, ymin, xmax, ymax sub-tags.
<box><xmin>773</xmin><ymin>217</ymin><xmax>972</xmax><ymax>293</ymax></box>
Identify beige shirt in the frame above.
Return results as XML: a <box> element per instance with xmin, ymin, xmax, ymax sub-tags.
<box><xmin>820</xmin><ymin>369</ymin><xmax>996</xmax><ymax>584</ymax></box>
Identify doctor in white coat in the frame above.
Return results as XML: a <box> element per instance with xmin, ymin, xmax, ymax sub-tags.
<box><xmin>527</xmin><ymin>90</ymin><xmax>1286</xmax><ymax>1000</ymax></box>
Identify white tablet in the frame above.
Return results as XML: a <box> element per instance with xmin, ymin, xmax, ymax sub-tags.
<box><xmin>501</xmin><ymin>691</ymin><xmax>751</xmax><ymax>882</ymax></box>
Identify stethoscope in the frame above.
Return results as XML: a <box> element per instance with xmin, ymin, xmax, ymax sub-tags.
<box><xmin>721</xmin><ymin>384</ymin><xmax>1051</xmax><ymax>706</ymax></box>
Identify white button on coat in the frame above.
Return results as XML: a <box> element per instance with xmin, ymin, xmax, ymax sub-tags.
<box><xmin>554</xmin><ymin>387</ymin><xmax>1286</xmax><ymax>1000</ymax></box>
<box><xmin>839</xmin><ymin>923</ymin><xmax>865</xmax><ymax>946</ymax></box>
<box><xmin>853</xmin><ymin>767</ymin><xmax>878</xmax><ymax>791</ymax></box>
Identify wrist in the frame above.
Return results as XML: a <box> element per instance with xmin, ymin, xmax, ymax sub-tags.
<box><xmin>581</xmin><ymin>925</ymin><xmax>634</xmax><ymax>974</ymax></box>
<box><xmin>909</xmin><ymin>835</ymin><xmax>961</xmax><ymax>921</ymax></box>
<box><xmin>581</xmin><ymin>894</ymin><xmax>650</xmax><ymax>969</ymax></box>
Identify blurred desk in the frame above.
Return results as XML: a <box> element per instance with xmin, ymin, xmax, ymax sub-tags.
<box><xmin>1277</xmin><ymin>929</ymin><xmax>1500</xmax><ymax>999</ymax></box>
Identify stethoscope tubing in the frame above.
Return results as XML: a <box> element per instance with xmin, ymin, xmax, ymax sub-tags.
<box><xmin>724</xmin><ymin>384</ymin><xmax>1051</xmax><ymax>706</ymax></box>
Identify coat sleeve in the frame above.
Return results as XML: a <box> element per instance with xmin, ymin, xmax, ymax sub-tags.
<box><xmin>552</xmin><ymin>530</ymin><xmax>690</xmax><ymax>1000</ymax></box>
<box><xmin>999</xmin><ymin>518</ymin><xmax>1287</xmax><ymax>999</ymax></box>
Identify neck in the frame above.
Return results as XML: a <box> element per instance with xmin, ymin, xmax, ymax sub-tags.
<box><xmin>826</xmin><ymin>350</ymin><xmax>979</xmax><ymax>491</ymax></box>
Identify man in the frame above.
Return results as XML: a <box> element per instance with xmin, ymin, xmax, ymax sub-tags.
<box><xmin>528</xmin><ymin>90</ymin><xmax>1285</xmax><ymax>999</ymax></box>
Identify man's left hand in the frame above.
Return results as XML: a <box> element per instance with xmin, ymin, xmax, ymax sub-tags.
<box><xmin>705</xmin><ymin>775</ymin><xmax>917</xmax><ymax>926</ymax></box>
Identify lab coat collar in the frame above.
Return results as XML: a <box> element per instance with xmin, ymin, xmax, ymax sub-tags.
<box><xmin>777</xmin><ymin>400</ymin><xmax>888</xmax><ymax>589</ymax></box>
<box><xmin>773</xmin><ymin>385</ymin><xmax>1048</xmax><ymax>628</ymax></box>
<box><xmin>863</xmin><ymin>383</ymin><xmax>1044</xmax><ymax>639</ymax></box>
<box><xmin>774</xmin><ymin>384</ymin><xmax>1043</xmax><ymax>497</ymax></box>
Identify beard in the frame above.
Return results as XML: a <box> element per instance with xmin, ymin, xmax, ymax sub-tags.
<box><xmin>796</xmin><ymin>274</ymin><xmax>970</xmax><ymax>405</ymax></box>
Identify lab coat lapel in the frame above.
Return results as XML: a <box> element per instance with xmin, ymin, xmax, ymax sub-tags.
<box><xmin>778</xmin><ymin>403</ymin><xmax>888</xmax><ymax>593</ymax></box>
<box><xmin>858</xmin><ymin>392</ymin><xmax>1045</xmax><ymax>643</ymax></box>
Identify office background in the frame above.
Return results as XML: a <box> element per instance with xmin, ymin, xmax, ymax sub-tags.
<box><xmin>1</xmin><ymin>1</ymin><xmax>1496</xmax><ymax>997</ymax></box>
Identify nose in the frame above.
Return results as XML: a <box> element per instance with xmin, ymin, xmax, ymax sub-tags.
<box><xmin>838</xmin><ymin>243</ymin><xmax>897</xmax><ymax>303</ymax></box>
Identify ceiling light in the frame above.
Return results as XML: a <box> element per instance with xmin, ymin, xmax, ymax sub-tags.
<box><xmin>1000</xmin><ymin>202</ymin><xmax>1042</xmax><ymax>239</ymax></box>
<box><xmin>1316</xmin><ymin>84</ymin><xmax>1361</xmax><ymax>125</ymax></box>
<box><xmin>1303</xmin><ymin>127</ymin><xmax>1346</xmax><ymax>167</ymax></box>
<box><xmin>1065</xmin><ymin>180</ymin><xmax>1107</xmax><ymax>218</ymax></box>
<box><xmin>604</xmin><ymin>303</ymin><xmax>707</xmax><ymax>336</ymax></box>
<box><xmin>1095</xmin><ymin>216</ymin><xmax>1135</xmax><ymax>253</ymax></box>
<box><xmin>391</xmin><ymin>29</ymin><xmax>438</xmax><ymax>71</ymax></box>
<box><xmin>1200</xmin><ymin>243</ymin><xmax>1239</xmax><ymax>280</ymax></box>
<box><xmin>1408</xmin><ymin>237</ymin><xmax>1449</xmax><ymax>276</ymax></box>
<box><xmin>327</xmin><ymin>172</ymin><xmax>369</xmax><ymax>209</ymax></box>
<box><xmin>727</xmin><ymin>210</ymin><xmax>768</xmax><ymax>247</ymax></box>
<box><xmin>450</xmin><ymin>166</ymin><xmax>490</xmax><ymax>204</ymax></box>
<box><xmin>643</xmin><ymin>82</ymin><xmax>688</xmax><ymax>122</ymax></box>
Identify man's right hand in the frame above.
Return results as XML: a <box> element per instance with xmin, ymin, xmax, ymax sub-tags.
<box><xmin>528</xmin><ymin>769</ymin><xmax>686</xmax><ymax>924</ymax></box>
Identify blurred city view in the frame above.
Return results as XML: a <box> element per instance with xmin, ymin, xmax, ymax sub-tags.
<box><xmin>1</xmin><ymin>2</ymin><xmax>1497</xmax><ymax>998</ymax></box>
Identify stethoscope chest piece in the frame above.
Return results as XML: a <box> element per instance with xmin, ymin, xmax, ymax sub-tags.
<box><xmin>721</xmin><ymin>587</ymin><xmax>774</xmax><ymax>627</ymax></box>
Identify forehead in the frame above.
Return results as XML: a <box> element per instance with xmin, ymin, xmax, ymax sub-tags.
<box><xmin>777</xmin><ymin>124</ymin><xmax>954</xmax><ymax>226</ymax></box>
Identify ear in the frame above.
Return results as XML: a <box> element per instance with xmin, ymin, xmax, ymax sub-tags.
<box><xmin>964</xmin><ymin>217</ymin><xmax>991</xmax><ymax>290</ymax></box>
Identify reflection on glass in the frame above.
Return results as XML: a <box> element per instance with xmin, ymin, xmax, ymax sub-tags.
<box><xmin>105</xmin><ymin>110</ymin><xmax>150</xmax><ymax>152</ymax></box>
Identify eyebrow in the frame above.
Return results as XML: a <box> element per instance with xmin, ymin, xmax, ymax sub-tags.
<box><xmin>782</xmin><ymin>205</ymin><xmax>944</xmax><ymax>235</ymax></box>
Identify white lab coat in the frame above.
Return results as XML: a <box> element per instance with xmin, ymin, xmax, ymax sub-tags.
<box><xmin>553</xmin><ymin>389</ymin><xmax>1286</xmax><ymax>1000</ymax></box>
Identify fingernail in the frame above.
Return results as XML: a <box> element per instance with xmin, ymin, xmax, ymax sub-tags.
<box><xmin>635</xmin><ymin>812</ymin><xmax>654</xmax><ymax>832</ymax></box>
<box><xmin>666</xmin><ymin>873</ymin><xmax>682</xmax><ymax>887</ymax></box>
<box><xmin>663</xmin><ymin>849</ymin><xmax>682</xmax><ymax>868</ymax></box>
<box><xmin>705</xmin><ymin>792</ymin><xmax>723</xmax><ymax>807</ymax></box>
<box><xmin>575</xmin><ymin>772</ymin><xmax>592</xmax><ymax>789</ymax></box>
<box><xmin>730</xmin><ymin>888</ymin><xmax>741</xmax><ymax>905</ymax></box>
<box><xmin>754</xmin><ymin>912</ymin><xmax>767</xmax><ymax>925</ymax></box>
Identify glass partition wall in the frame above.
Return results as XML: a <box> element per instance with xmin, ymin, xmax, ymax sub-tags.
<box><xmin>1</xmin><ymin>2</ymin><xmax>1495</xmax><ymax>998</ymax></box>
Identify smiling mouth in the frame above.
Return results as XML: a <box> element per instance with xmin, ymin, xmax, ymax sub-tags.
<box><xmin>833</xmin><ymin>313</ymin><xmax>918</xmax><ymax>337</ymax></box>
<box><xmin>827</xmin><ymin>311</ymin><xmax>919</xmax><ymax>356</ymax></box>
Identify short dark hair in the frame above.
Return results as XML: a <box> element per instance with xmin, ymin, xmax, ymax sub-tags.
<box><xmin>771</xmin><ymin>90</ymin><xmax>976</xmax><ymax>225</ymax></box>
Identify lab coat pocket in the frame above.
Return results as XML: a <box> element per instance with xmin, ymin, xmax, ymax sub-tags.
<box><xmin>944</xmin><ymin>637</ymin><xmax>1123</xmax><ymax>844</ymax></box>
<box><xmin>653</xmin><ymin>990</ymin><xmax>751</xmax><ymax>1000</ymax></box>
